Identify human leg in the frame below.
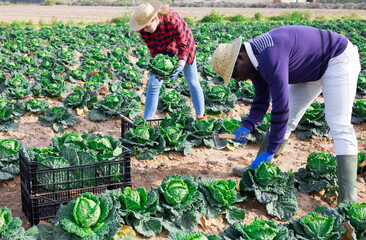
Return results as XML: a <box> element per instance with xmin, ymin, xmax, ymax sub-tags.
<box><xmin>321</xmin><ymin>41</ymin><xmax>360</xmax><ymax>203</ymax></box>
<box><xmin>183</xmin><ymin>58</ymin><xmax>205</xmax><ymax>118</ymax></box>
<box><xmin>321</xmin><ymin>41</ymin><xmax>360</xmax><ymax>156</ymax></box>
<box><xmin>259</xmin><ymin>81</ymin><xmax>322</xmax><ymax>157</ymax></box>
<box><xmin>144</xmin><ymin>74</ymin><xmax>163</xmax><ymax>120</ymax></box>
<box><xmin>284</xmin><ymin>81</ymin><xmax>323</xmax><ymax>139</ymax></box>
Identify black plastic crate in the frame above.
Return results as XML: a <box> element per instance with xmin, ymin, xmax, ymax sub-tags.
<box><xmin>21</xmin><ymin>182</ymin><xmax>131</xmax><ymax>226</ymax></box>
<box><xmin>20</xmin><ymin>146</ymin><xmax>132</xmax><ymax>225</ymax></box>
<box><xmin>121</xmin><ymin>117</ymin><xmax>164</xmax><ymax>138</ymax></box>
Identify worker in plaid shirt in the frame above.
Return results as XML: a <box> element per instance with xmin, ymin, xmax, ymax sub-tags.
<box><xmin>130</xmin><ymin>1</ymin><xmax>205</xmax><ymax>120</ymax></box>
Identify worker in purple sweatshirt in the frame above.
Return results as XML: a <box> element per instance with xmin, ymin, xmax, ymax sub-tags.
<box><xmin>211</xmin><ymin>26</ymin><xmax>360</xmax><ymax>204</ymax></box>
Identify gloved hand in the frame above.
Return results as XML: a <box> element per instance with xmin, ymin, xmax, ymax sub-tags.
<box><xmin>171</xmin><ymin>65</ymin><xmax>184</xmax><ymax>80</ymax></box>
<box><xmin>250</xmin><ymin>151</ymin><xmax>274</xmax><ymax>170</ymax></box>
<box><xmin>233</xmin><ymin>126</ymin><xmax>250</xmax><ymax>143</ymax></box>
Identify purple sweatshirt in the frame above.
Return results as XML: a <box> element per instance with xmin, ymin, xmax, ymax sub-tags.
<box><xmin>241</xmin><ymin>26</ymin><xmax>348</xmax><ymax>154</ymax></box>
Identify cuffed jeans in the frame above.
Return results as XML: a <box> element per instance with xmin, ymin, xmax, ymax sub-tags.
<box><xmin>284</xmin><ymin>41</ymin><xmax>361</xmax><ymax>155</ymax></box>
<box><xmin>144</xmin><ymin>57</ymin><xmax>205</xmax><ymax>119</ymax></box>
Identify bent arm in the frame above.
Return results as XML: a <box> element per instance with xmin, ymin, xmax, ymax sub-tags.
<box><xmin>260</xmin><ymin>50</ymin><xmax>290</xmax><ymax>154</ymax></box>
<box><xmin>242</xmin><ymin>74</ymin><xmax>270</xmax><ymax>131</ymax></box>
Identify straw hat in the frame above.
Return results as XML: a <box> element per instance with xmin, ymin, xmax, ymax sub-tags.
<box><xmin>211</xmin><ymin>36</ymin><xmax>242</xmax><ymax>86</ymax></box>
<box><xmin>130</xmin><ymin>1</ymin><xmax>162</xmax><ymax>31</ymax></box>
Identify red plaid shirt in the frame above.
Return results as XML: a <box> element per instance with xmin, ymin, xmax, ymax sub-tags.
<box><xmin>139</xmin><ymin>9</ymin><xmax>196</xmax><ymax>64</ymax></box>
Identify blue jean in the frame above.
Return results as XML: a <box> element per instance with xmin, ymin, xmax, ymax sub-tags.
<box><xmin>144</xmin><ymin>58</ymin><xmax>205</xmax><ymax>119</ymax></box>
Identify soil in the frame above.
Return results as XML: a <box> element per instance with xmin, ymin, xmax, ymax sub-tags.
<box><xmin>0</xmin><ymin>5</ymin><xmax>365</xmax><ymax>240</ymax></box>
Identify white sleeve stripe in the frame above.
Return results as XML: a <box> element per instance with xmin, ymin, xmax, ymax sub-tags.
<box><xmin>252</xmin><ymin>33</ymin><xmax>274</xmax><ymax>54</ymax></box>
<box><xmin>258</xmin><ymin>37</ymin><xmax>266</xmax><ymax>51</ymax></box>
<box><xmin>264</xmin><ymin>35</ymin><xmax>272</xmax><ymax>48</ymax></box>
<box><xmin>261</xmin><ymin>36</ymin><xmax>269</xmax><ymax>51</ymax></box>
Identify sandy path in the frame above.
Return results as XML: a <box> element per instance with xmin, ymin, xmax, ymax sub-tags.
<box><xmin>0</xmin><ymin>5</ymin><xmax>365</xmax><ymax>23</ymax></box>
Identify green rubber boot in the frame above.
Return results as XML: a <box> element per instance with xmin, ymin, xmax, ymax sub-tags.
<box><xmin>255</xmin><ymin>133</ymin><xmax>288</xmax><ymax>158</ymax></box>
<box><xmin>232</xmin><ymin>133</ymin><xmax>288</xmax><ymax>177</ymax></box>
<box><xmin>337</xmin><ymin>155</ymin><xmax>358</xmax><ymax>205</ymax></box>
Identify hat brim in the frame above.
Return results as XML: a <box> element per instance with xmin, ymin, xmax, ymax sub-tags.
<box><xmin>223</xmin><ymin>36</ymin><xmax>242</xmax><ymax>86</ymax></box>
<box><xmin>130</xmin><ymin>1</ymin><xmax>162</xmax><ymax>31</ymax></box>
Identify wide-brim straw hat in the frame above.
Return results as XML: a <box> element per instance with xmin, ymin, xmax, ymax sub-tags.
<box><xmin>130</xmin><ymin>1</ymin><xmax>162</xmax><ymax>31</ymax></box>
<box><xmin>211</xmin><ymin>36</ymin><xmax>242</xmax><ymax>86</ymax></box>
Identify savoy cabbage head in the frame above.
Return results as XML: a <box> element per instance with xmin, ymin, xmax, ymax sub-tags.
<box><xmin>63</xmin><ymin>88</ymin><xmax>97</xmax><ymax>110</ymax></box>
<box><xmin>220</xmin><ymin>217</ymin><xmax>294</xmax><ymax>240</ymax></box>
<box><xmin>295</xmin><ymin>152</ymin><xmax>338</xmax><ymax>194</ymax></box>
<box><xmin>235</xmin><ymin>81</ymin><xmax>255</xmax><ymax>103</ymax></box>
<box><xmin>121</xmin><ymin>122</ymin><xmax>164</xmax><ymax>160</ymax></box>
<box><xmin>0</xmin><ymin>207</ymin><xmax>23</xmax><ymax>237</ymax></box>
<box><xmin>159</xmin><ymin>124</ymin><xmax>192</xmax><ymax>156</ymax></box>
<box><xmin>217</xmin><ymin>117</ymin><xmax>246</xmax><ymax>149</ymax></box>
<box><xmin>38</xmin><ymin>106</ymin><xmax>78</xmax><ymax>133</ymax></box>
<box><xmin>295</xmin><ymin>102</ymin><xmax>329</xmax><ymax>140</ymax></box>
<box><xmin>158</xmin><ymin>89</ymin><xmax>192</xmax><ymax>115</ymax></box>
<box><xmin>337</xmin><ymin>201</ymin><xmax>366</xmax><ymax>239</ymax></box>
<box><xmin>188</xmin><ymin>118</ymin><xmax>223</xmax><ymax>148</ymax></box>
<box><xmin>0</xmin><ymin>139</ymin><xmax>20</xmax><ymax>181</ymax></box>
<box><xmin>240</xmin><ymin>163</ymin><xmax>298</xmax><ymax>221</ymax></box>
<box><xmin>154</xmin><ymin>175</ymin><xmax>204</xmax><ymax>232</ymax></box>
<box><xmin>88</xmin><ymin>93</ymin><xmax>141</xmax><ymax>121</ymax></box>
<box><xmin>198</xmin><ymin>177</ymin><xmax>246</xmax><ymax>224</ymax></box>
<box><xmin>204</xmin><ymin>84</ymin><xmax>237</xmax><ymax>113</ymax></box>
<box><xmin>159</xmin><ymin>112</ymin><xmax>195</xmax><ymax>130</ymax></box>
<box><xmin>39</xmin><ymin>192</ymin><xmax>122</xmax><ymax>240</ymax></box>
<box><xmin>113</xmin><ymin>187</ymin><xmax>162</xmax><ymax>237</ymax></box>
<box><xmin>148</xmin><ymin>54</ymin><xmax>179</xmax><ymax>80</ymax></box>
<box><xmin>0</xmin><ymin>207</ymin><xmax>39</xmax><ymax>240</ymax></box>
<box><xmin>0</xmin><ymin>97</ymin><xmax>26</xmax><ymax>131</ymax></box>
<box><xmin>289</xmin><ymin>207</ymin><xmax>346</xmax><ymax>240</ymax></box>
<box><xmin>356</xmin><ymin>74</ymin><xmax>366</xmax><ymax>98</ymax></box>
<box><xmin>25</xmin><ymin>98</ymin><xmax>49</xmax><ymax>114</ymax></box>
<box><xmin>1</xmin><ymin>73</ymin><xmax>32</xmax><ymax>100</ymax></box>
<box><xmin>352</xmin><ymin>99</ymin><xmax>366</xmax><ymax>124</ymax></box>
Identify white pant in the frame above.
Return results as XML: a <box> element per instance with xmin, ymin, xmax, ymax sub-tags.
<box><xmin>284</xmin><ymin>41</ymin><xmax>361</xmax><ymax>155</ymax></box>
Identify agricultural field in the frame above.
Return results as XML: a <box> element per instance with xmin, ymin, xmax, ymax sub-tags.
<box><xmin>0</xmin><ymin>5</ymin><xmax>365</xmax><ymax>240</ymax></box>
<box><xmin>0</xmin><ymin>5</ymin><xmax>366</xmax><ymax>23</ymax></box>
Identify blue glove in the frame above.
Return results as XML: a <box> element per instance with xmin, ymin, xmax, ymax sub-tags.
<box><xmin>171</xmin><ymin>65</ymin><xmax>184</xmax><ymax>80</ymax></box>
<box><xmin>233</xmin><ymin>126</ymin><xmax>250</xmax><ymax>143</ymax></box>
<box><xmin>250</xmin><ymin>151</ymin><xmax>274</xmax><ymax>170</ymax></box>
<box><xmin>152</xmin><ymin>75</ymin><xmax>162</xmax><ymax>82</ymax></box>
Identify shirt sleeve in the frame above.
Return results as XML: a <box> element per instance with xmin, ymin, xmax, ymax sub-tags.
<box><xmin>171</xmin><ymin>14</ymin><xmax>189</xmax><ymax>62</ymax></box>
<box><xmin>242</xmin><ymin>74</ymin><xmax>270</xmax><ymax>131</ymax></box>
<box><xmin>259</xmin><ymin>49</ymin><xmax>290</xmax><ymax>154</ymax></box>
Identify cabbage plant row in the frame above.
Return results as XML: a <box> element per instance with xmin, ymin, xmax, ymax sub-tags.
<box><xmin>121</xmin><ymin>113</ymin><xmax>250</xmax><ymax>160</ymax></box>
<box><xmin>2</xmin><ymin>133</ymin><xmax>365</xmax><ymax>235</ymax></box>
<box><xmin>1</xmin><ymin>178</ymin><xmax>365</xmax><ymax>239</ymax></box>
<box><xmin>121</xmin><ymin>104</ymin><xmax>366</xmax><ymax>160</ymax></box>
<box><xmin>1</xmin><ymin>113</ymin><xmax>365</xmax><ymax>183</ymax></box>
<box><xmin>0</xmin><ymin>20</ymin><xmax>365</xmax><ymax>134</ymax></box>
<box><xmin>33</xmin><ymin>174</ymin><xmax>246</xmax><ymax>239</ymax></box>
<box><xmin>3</xmin><ymin>136</ymin><xmax>365</xmax><ymax>236</ymax></box>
